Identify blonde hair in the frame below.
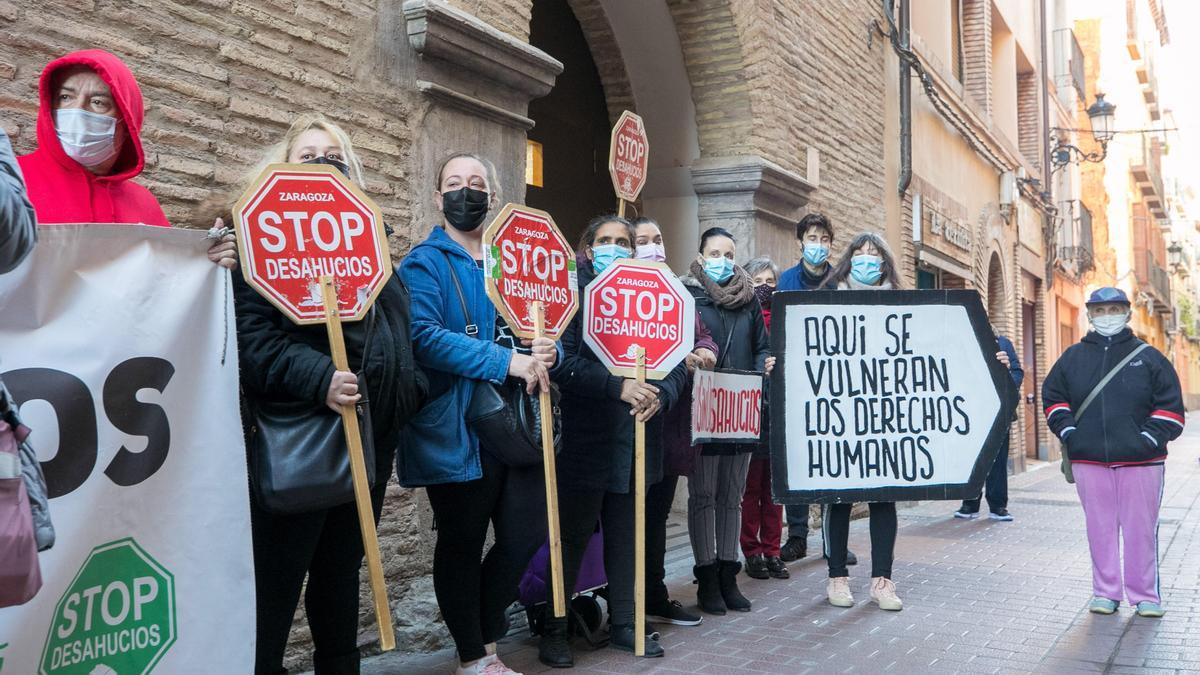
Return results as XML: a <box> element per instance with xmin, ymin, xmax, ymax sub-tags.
<box><xmin>435</xmin><ymin>152</ymin><xmax>502</xmax><ymax>207</ymax></box>
<box><xmin>243</xmin><ymin>113</ymin><xmax>366</xmax><ymax>191</ymax></box>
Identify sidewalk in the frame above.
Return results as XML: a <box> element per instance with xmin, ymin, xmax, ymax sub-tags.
<box><xmin>365</xmin><ymin>421</ymin><xmax>1200</xmax><ymax>674</ymax></box>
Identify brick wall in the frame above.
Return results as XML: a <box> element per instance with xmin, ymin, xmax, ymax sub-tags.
<box><xmin>1016</xmin><ymin>70</ymin><xmax>1041</xmax><ymax>171</ymax></box>
<box><xmin>962</xmin><ymin>0</ymin><xmax>992</xmax><ymax>117</ymax></box>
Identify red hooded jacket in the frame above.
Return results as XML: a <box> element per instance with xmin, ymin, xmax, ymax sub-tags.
<box><xmin>17</xmin><ymin>50</ymin><xmax>168</xmax><ymax>226</ymax></box>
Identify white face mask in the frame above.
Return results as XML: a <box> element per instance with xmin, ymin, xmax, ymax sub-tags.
<box><xmin>1090</xmin><ymin>312</ymin><xmax>1130</xmax><ymax>337</ymax></box>
<box><xmin>635</xmin><ymin>243</ymin><xmax>666</xmax><ymax>263</ymax></box>
<box><xmin>54</xmin><ymin>108</ymin><xmax>119</xmax><ymax>169</ymax></box>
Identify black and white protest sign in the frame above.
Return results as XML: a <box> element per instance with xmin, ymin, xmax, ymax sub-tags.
<box><xmin>769</xmin><ymin>290</ymin><xmax>1020</xmax><ymax>503</ymax></box>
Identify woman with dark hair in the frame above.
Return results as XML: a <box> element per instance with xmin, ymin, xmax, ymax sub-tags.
<box><xmin>399</xmin><ymin>152</ymin><xmax>558</xmax><ymax>675</ymax></box>
<box><xmin>538</xmin><ymin>215</ymin><xmax>690</xmax><ymax>665</ymax></box>
<box><xmin>683</xmin><ymin>227</ymin><xmax>773</xmax><ymax>615</ymax></box>
<box><xmin>822</xmin><ymin>231</ymin><xmax>904</xmax><ymax>612</ymax></box>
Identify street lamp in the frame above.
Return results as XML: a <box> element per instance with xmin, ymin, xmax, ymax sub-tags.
<box><xmin>1051</xmin><ymin>94</ymin><xmax>1117</xmax><ymax>170</ymax></box>
<box><xmin>1168</xmin><ymin>241</ymin><xmax>1188</xmax><ymax>277</ymax></box>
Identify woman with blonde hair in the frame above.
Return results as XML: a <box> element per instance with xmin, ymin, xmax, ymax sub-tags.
<box><xmin>231</xmin><ymin>113</ymin><xmax>425</xmax><ymax>673</ymax></box>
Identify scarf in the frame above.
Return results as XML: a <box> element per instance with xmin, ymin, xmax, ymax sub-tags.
<box><xmin>690</xmin><ymin>259</ymin><xmax>756</xmax><ymax>309</ymax></box>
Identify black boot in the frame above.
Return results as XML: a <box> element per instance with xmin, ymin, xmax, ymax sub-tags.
<box><xmin>538</xmin><ymin>616</ymin><xmax>574</xmax><ymax>668</ymax></box>
<box><xmin>693</xmin><ymin>562</ymin><xmax>726</xmax><ymax>615</ymax></box>
<box><xmin>609</xmin><ymin>623</ymin><xmax>664</xmax><ymax>657</ymax></box>
<box><xmin>718</xmin><ymin>560</ymin><xmax>752</xmax><ymax>612</ymax></box>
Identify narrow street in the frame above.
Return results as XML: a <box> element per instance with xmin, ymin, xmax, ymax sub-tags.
<box><xmin>380</xmin><ymin>420</ymin><xmax>1200</xmax><ymax>674</ymax></box>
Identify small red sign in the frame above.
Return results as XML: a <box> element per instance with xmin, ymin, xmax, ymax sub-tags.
<box><xmin>583</xmin><ymin>259</ymin><xmax>694</xmax><ymax>380</ymax></box>
<box><xmin>608</xmin><ymin>110</ymin><xmax>649</xmax><ymax>202</ymax></box>
<box><xmin>483</xmin><ymin>204</ymin><xmax>579</xmax><ymax>339</ymax></box>
<box><xmin>233</xmin><ymin>164</ymin><xmax>390</xmax><ymax>325</ymax></box>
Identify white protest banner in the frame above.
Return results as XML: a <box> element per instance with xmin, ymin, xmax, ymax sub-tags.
<box><xmin>0</xmin><ymin>224</ymin><xmax>254</xmax><ymax>674</ymax></box>
<box><xmin>690</xmin><ymin>369</ymin><xmax>764</xmax><ymax>444</ymax></box>
<box><xmin>769</xmin><ymin>290</ymin><xmax>1019</xmax><ymax>504</ymax></box>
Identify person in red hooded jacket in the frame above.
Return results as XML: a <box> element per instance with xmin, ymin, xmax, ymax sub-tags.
<box><xmin>18</xmin><ymin>49</ymin><xmax>168</xmax><ymax>226</ymax></box>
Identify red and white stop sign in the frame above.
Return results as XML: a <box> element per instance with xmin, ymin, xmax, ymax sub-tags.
<box><xmin>584</xmin><ymin>259</ymin><xmax>694</xmax><ymax>380</ymax></box>
<box><xmin>233</xmin><ymin>163</ymin><xmax>391</xmax><ymax>325</ymax></box>
<box><xmin>482</xmin><ymin>204</ymin><xmax>579</xmax><ymax>339</ymax></box>
<box><xmin>608</xmin><ymin>110</ymin><xmax>649</xmax><ymax>203</ymax></box>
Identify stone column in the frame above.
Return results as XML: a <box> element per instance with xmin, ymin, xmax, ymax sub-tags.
<box><xmin>689</xmin><ymin>155</ymin><xmax>816</xmax><ymax>263</ymax></box>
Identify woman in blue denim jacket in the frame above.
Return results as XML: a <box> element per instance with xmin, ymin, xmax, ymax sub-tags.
<box><xmin>398</xmin><ymin>152</ymin><xmax>558</xmax><ymax>675</ymax></box>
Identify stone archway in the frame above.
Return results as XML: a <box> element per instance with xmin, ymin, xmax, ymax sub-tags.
<box><xmin>987</xmin><ymin>251</ymin><xmax>1007</xmax><ymax>332</ymax></box>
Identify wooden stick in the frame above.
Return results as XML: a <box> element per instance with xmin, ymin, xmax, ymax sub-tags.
<box><xmin>634</xmin><ymin>347</ymin><xmax>646</xmax><ymax>657</ymax></box>
<box><xmin>321</xmin><ymin>275</ymin><xmax>396</xmax><ymax>652</ymax></box>
<box><xmin>618</xmin><ymin>198</ymin><xmax>626</xmax><ymax>218</ymax></box>
<box><xmin>533</xmin><ymin>301</ymin><xmax>567</xmax><ymax>618</ymax></box>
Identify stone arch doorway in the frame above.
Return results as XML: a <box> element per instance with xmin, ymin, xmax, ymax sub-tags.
<box><xmin>987</xmin><ymin>251</ymin><xmax>1007</xmax><ymax>334</ymax></box>
<box><xmin>527</xmin><ymin>0</ymin><xmax>702</xmax><ymax>267</ymax></box>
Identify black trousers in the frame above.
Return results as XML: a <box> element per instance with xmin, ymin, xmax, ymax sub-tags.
<box><xmin>963</xmin><ymin>438</ymin><xmax>1010</xmax><ymax>512</ymax></box>
<box><xmin>645</xmin><ymin>475</ymin><xmax>678</xmax><ymax>607</ymax></box>
<box><xmin>554</xmin><ymin>486</ymin><xmax>637</xmax><ymax>626</ymax></box>
<box><xmin>426</xmin><ymin>450</ymin><xmax>546</xmax><ymax>663</ymax></box>
<box><xmin>825</xmin><ymin>502</ymin><xmax>897</xmax><ymax>579</ymax></box>
<box><xmin>251</xmin><ymin>479</ymin><xmax>388</xmax><ymax>675</ymax></box>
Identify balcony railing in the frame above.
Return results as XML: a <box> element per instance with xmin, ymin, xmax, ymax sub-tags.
<box><xmin>1136</xmin><ymin>249</ymin><xmax>1171</xmax><ymax>311</ymax></box>
<box><xmin>1053</xmin><ymin>28</ymin><xmax>1086</xmax><ymax>103</ymax></box>
<box><xmin>1131</xmin><ymin>136</ymin><xmax>1167</xmax><ymax>218</ymax></box>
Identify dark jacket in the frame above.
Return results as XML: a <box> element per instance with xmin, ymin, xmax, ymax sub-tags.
<box><xmin>777</xmin><ymin>260</ymin><xmax>829</xmax><ymax>292</ymax></box>
<box><xmin>396</xmin><ymin>227</ymin><xmax>515</xmax><ymax>486</ymax></box>
<box><xmin>234</xmin><ymin>271</ymin><xmax>425</xmax><ymax>478</ymax></box>
<box><xmin>996</xmin><ymin>335</ymin><xmax>1024</xmax><ymax>389</ymax></box>
<box><xmin>555</xmin><ymin>260</ymin><xmax>690</xmax><ymax>493</ymax></box>
<box><xmin>1042</xmin><ymin>328</ymin><xmax>1184</xmax><ymax>467</ymax></box>
<box><xmin>0</xmin><ymin>129</ymin><xmax>35</xmax><ymax>273</ymax></box>
<box><xmin>683</xmin><ymin>276</ymin><xmax>771</xmax><ymax>456</ymax></box>
<box><xmin>662</xmin><ymin>312</ymin><xmax>720</xmax><ymax>476</ymax></box>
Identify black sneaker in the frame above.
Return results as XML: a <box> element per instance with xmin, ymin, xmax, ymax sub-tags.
<box><xmin>989</xmin><ymin>508</ymin><xmax>1014</xmax><ymax>521</ymax></box>
<box><xmin>745</xmin><ymin>554</ymin><xmax>769</xmax><ymax>579</ymax></box>
<box><xmin>780</xmin><ymin>536</ymin><xmax>807</xmax><ymax>562</ymax></box>
<box><xmin>766</xmin><ymin>556</ymin><xmax>790</xmax><ymax>579</ymax></box>
<box><xmin>954</xmin><ymin>505</ymin><xmax>980</xmax><ymax>520</ymax></box>
<box><xmin>609</xmin><ymin>623</ymin><xmax>664</xmax><ymax>658</ymax></box>
<box><xmin>646</xmin><ymin>599</ymin><xmax>702</xmax><ymax>626</ymax></box>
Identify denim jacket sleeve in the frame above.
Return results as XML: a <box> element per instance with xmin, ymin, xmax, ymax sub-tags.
<box><xmin>400</xmin><ymin>248</ymin><xmax>512</xmax><ymax>384</ymax></box>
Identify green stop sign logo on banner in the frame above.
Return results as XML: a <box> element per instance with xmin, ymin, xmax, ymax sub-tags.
<box><xmin>584</xmin><ymin>259</ymin><xmax>694</xmax><ymax>380</ymax></box>
<box><xmin>39</xmin><ymin>538</ymin><xmax>176</xmax><ymax>675</ymax></box>
<box><xmin>483</xmin><ymin>204</ymin><xmax>578</xmax><ymax>338</ymax></box>
<box><xmin>233</xmin><ymin>163</ymin><xmax>392</xmax><ymax>325</ymax></box>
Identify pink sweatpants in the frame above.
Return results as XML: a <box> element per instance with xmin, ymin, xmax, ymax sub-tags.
<box><xmin>1073</xmin><ymin>462</ymin><xmax>1164</xmax><ymax>605</ymax></box>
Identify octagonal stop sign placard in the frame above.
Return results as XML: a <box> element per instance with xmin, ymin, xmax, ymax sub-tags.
<box><xmin>40</xmin><ymin>538</ymin><xmax>176</xmax><ymax>675</ymax></box>
<box><xmin>608</xmin><ymin>110</ymin><xmax>649</xmax><ymax>203</ymax></box>
<box><xmin>482</xmin><ymin>204</ymin><xmax>578</xmax><ymax>339</ymax></box>
<box><xmin>584</xmin><ymin>259</ymin><xmax>694</xmax><ymax>380</ymax></box>
<box><xmin>233</xmin><ymin>163</ymin><xmax>391</xmax><ymax>325</ymax></box>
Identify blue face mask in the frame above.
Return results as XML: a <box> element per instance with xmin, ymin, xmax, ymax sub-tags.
<box><xmin>803</xmin><ymin>243</ymin><xmax>830</xmax><ymax>267</ymax></box>
<box><xmin>850</xmin><ymin>254</ymin><xmax>883</xmax><ymax>285</ymax></box>
<box><xmin>703</xmin><ymin>256</ymin><xmax>735</xmax><ymax>284</ymax></box>
<box><xmin>591</xmin><ymin>244</ymin><xmax>630</xmax><ymax>274</ymax></box>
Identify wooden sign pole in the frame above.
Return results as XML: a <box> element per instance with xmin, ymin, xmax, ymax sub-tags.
<box><xmin>617</xmin><ymin>198</ymin><xmax>626</xmax><ymax>218</ymax></box>
<box><xmin>533</xmin><ymin>301</ymin><xmax>567</xmax><ymax>618</ymax></box>
<box><xmin>633</xmin><ymin>347</ymin><xmax>646</xmax><ymax>657</ymax></box>
<box><xmin>320</xmin><ymin>275</ymin><xmax>396</xmax><ymax>652</ymax></box>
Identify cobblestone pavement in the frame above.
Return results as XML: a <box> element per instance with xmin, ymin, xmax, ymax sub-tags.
<box><xmin>365</xmin><ymin>420</ymin><xmax>1200</xmax><ymax>674</ymax></box>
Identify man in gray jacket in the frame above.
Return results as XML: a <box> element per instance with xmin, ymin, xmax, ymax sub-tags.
<box><xmin>0</xmin><ymin>127</ymin><xmax>52</xmax><ymax>553</ymax></box>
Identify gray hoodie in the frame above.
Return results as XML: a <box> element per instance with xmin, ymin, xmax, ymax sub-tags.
<box><xmin>0</xmin><ymin>128</ymin><xmax>36</xmax><ymax>273</ymax></box>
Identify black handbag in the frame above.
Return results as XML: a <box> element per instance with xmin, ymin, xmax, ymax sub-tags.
<box><xmin>442</xmin><ymin>252</ymin><xmax>561</xmax><ymax>467</ymax></box>
<box><xmin>248</xmin><ymin>311</ymin><xmax>377</xmax><ymax>515</ymax></box>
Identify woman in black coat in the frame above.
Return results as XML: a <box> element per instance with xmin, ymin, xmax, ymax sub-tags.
<box><xmin>232</xmin><ymin>114</ymin><xmax>425</xmax><ymax>674</ymax></box>
<box><xmin>683</xmin><ymin>227</ymin><xmax>773</xmax><ymax>615</ymax></box>
<box><xmin>538</xmin><ymin>215</ymin><xmax>689</xmax><ymax>665</ymax></box>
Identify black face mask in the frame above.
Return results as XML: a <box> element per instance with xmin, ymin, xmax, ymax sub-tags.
<box><xmin>302</xmin><ymin>156</ymin><xmax>350</xmax><ymax>177</ymax></box>
<box><xmin>441</xmin><ymin>187</ymin><xmax>490</xmax><ymax>232</ymax></box>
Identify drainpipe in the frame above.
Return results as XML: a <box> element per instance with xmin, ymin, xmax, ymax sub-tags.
<box><xmin>897</xmin><ymin>0</ymin><xmax>912</xmax><ymax>197</ymax></box>
<box><xmin>1039</xmin><ymin>0</ymin><xmax>1056</xmax><ymax>290</ymax></box>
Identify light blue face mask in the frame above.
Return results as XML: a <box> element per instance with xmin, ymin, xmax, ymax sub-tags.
<box><xmin>850</xmin><ymin>254</ymin><xmax>882</xmax><ymax>285</ymax></box>
<box><xmin>803</xmin><ymin>243</ymin><xmax>830</xmax><ymax>267</ymax></box>
<box><xmin>591</xmin><ymin>244</ymin><xmax>630</xmax><ymax>274</ymax></box>
<box><xmin>704</xmin><ymin>256</ymin><xmax>735</xmax><ymax>284</ymax></box>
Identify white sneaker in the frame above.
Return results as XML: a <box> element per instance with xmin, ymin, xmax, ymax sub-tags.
<box><xmin>870</xmin><ymin>576</ymin><xmax>903</xmax><ymax>611</ymax></box>
<box><xmin>827</xmin><ymin>576</ymin><xmax>854</xmax><ymax>607</ymax></box>
<box><xmin>454</xmin><ymin>654</ymin><xmax>523</xmax><ymax>675</ymax></box>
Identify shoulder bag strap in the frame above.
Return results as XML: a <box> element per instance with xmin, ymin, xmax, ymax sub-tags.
<box><xmin>1076</xmin><ymin>342</ymin><xmax>1150</xmax><ymax>418</ymax></box>
<box><xmin>715</xmin><ymin>310</ymin><xmax>736</xmax><ymax>370</ymax></box>
<box><xmin>440</xmin><ymin>251</ymin><xmax>479</xmax><ymax>338</ymax></box>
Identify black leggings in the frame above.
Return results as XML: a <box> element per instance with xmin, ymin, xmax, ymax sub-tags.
<box><xmin>251</xmin><ymin>479</ymin><xmax>388</xmax><ymax>675</ymax></box>
<box><xmin>825</xmin><ymin>502</ymin><xmax>897</xmax><ymax>579</ymax></box>
<box><xmin>645</xmin><ymin>475</ymin><xmax>678</xmax><ymax>607</ymax></box>
<box><xmin>426</xmin><ymin>450</ymin><xmax>546</xmax><ymax>663</ymax></box>
<box><xmin>554</xmin><ymin>486</ymin><xmax>637</xmax><ymax>626</ymax></box>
